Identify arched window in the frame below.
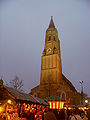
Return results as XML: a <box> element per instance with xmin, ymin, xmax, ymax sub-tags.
<box><xmin>48</xmin><ymin>36</ymin><xmax>51</xmax><ymax>41</ymax></box>
<box><xmin>53</xmin><ymin>36</ymin><xmax>56</xmax><ymax>41</ymax></box>
<box><xmin>61</xmin><ymin>92</ymin><xmax>66</xmax><ymax>101</ymax></box>
<box><xmin>62</xmin><ymin>93</ymin><xmax>65</xmax><ymax>100</ymax></box>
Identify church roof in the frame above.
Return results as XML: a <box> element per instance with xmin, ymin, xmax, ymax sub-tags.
<box><xmin>49</xmin><ymin>16</ymin><xmax>55</xmax><ymax>28</ymax></box>
<box><xmin>62</xmin><ymin>74</ymin><xmax>77</xmax><ymax>92</ymax></box>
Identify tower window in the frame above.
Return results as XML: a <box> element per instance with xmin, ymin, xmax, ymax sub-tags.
<box><xmin>48</xmin><ymin>36</ymin><xmax>51</xmax><ymax>41</ymax></box>
<box><xmin>53</xmin><ymin>36</ymin><xmax>56</xmax><ymax>41</ymax></box>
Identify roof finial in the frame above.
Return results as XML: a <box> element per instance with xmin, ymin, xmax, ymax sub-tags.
<box><xmin>49</xmin><ymin>16</ymin><xmax>55</xmax><ymax>28</ymax></box>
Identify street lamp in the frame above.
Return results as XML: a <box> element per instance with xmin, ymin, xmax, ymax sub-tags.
<box><xmin>79</xmin><ymin>80</ymin><xmax>84</xmax><ymax>105</ymax></box>
<box><xmin>85</xmin><ymin>99</ymin><xmax>88</xmax><ymax>106</ymax></box>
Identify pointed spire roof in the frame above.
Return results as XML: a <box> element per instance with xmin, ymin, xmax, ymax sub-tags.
<box><xmin>49</xmin><ymin>16</ymin><xmax>55</xmax><ymax>28</ymax></box>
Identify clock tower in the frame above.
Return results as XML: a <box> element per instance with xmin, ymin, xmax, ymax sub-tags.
<box><xmin>40</xmin><ymin>16</ymin><xmax>62</xmax><ymax>85</ymax></box>
<box><xmin>30</xmin><ymin>17</ymin><xmax>81</xmax><ymax>105</ymax></box>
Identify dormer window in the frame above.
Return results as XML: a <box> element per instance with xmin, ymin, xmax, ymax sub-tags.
<box><xmin>48</xmin><ymin>36</ymin><xmax>51</xmax><ymax>41</ymax></box>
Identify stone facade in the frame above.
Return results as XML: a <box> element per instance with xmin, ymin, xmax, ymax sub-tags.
<box><xmin>30</xmin><ymin>17</ymin><xmax>81</xmax><ymax>105</ymax></box>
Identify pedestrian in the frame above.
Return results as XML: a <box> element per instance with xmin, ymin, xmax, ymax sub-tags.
<box><xmin>71</xmin><ymin>107</ymin><xmax>82</xmax><ymax>120</ymax></box>
<box><xmin>44</xmin><ymin>107</ymin><xmax>57</xmax><ymax>120</ymax></box>
<box><xmin>81</xmin><ymin>112</ymin><xmax>88</xmax><ymax>120</ymax></box>
<box><xmin>57</xmin><ymin>109</ymin><xmax>65</xmax><ymax>120</ymax></box>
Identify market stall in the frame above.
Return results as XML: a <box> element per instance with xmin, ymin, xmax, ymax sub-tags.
<box><xmin>0</xmin><ymin>80</ymin><xmax>49</xmax><ymax>119</ymax></box>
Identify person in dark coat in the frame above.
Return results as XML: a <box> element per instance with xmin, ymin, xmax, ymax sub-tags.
<box><xmin>44</xmin><ymin>108</ymin><xmax>57</xmax><ymax>120</ymax></box>
<box><xmin>57</xmin><ymin>109</ymin><xmax>65</xmax><ymax>120</ymax></box>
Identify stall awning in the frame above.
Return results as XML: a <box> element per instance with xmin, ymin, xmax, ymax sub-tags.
<box><xmin>48</xmin><ymin>101</ymin><xmax>65</xmax><ymax>109</ymax></box>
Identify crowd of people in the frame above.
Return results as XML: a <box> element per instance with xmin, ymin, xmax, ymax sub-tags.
<box><xmin>0</xmin><ymin>102</ymin><xmax>90</xmax><ymax>120</ymax></box>
<box><xmin>52</xmin><ymin>107</ymin><xmax>90</xmax><ymax>120</ymax></box>
<box><xmin>17</xmin><ymin>103</ymin><xmax>90</xmax><ymax>120</ymax></box>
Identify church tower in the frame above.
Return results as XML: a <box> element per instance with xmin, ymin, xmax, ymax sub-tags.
<box><xmin>40</xmin><ymin>16</ymin><xmax>62</xmax><ymax>85</ymax></box>
<box><xmin>30</xmin><ymin>17</ymin><xmax>81</xmax><ymax>105</ymax></box>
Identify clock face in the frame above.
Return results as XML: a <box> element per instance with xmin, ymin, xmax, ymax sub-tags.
<box><xmin>47</xmin><ymin>48</ymin><xmax>51</xmax><ymax>53</ymax></box>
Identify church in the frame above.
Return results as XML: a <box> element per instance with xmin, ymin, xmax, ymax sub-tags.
<box><xmin>30</xmin><ymin>17</ymin><xmax>81</xmax><ymax>105</ymax></box>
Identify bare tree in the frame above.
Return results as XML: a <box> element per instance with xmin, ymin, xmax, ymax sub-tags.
<box><xmin>9</xmin><ymin>76</ymin><xmax>24</xmax><ymax>91</ymax></box>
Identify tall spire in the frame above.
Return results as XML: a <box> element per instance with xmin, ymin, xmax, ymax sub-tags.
<box><xmin>49</xmin><ymin>16</ymin><xmax>55</xmax><ymax>28</ymax></box>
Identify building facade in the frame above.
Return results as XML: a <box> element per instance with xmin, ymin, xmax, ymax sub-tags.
<box><xmin>30</xmin><ymin>17</ymin><xmax>81</xmax><ymax>105</ymax></box>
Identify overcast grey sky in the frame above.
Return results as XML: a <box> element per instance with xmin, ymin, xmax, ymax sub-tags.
<box><xmin>0</xmin><ymin>0</ymin><xmax>90</xmax><ymax>96</ymax></box>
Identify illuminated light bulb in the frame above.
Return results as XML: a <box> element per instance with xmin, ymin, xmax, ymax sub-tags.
<box><xmin>7</xmin><ymin>100</ymin><xmax>11</xmax><ymax>104</ymax></box>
